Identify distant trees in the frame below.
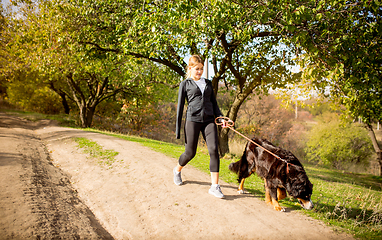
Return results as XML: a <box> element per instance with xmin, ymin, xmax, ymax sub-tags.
<box><xmin>220</xmin><ymin>93</ymin><xmax>310</xmax><ymax>160</ymax></box>
<box><xmin>235</xmin><ymin>94</ymin><xmax>294</xmax><ymax>145</ymax></box>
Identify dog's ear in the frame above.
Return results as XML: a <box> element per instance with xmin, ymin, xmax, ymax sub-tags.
<box><xmin>248</xmin><ymin>142</ymin><xmax>257</xmax><ymax>152</ymax></box>
<box><xmin>287</xmin><ymin>167</ymin><xmax>313</xmax><ymax>198</ymax></box>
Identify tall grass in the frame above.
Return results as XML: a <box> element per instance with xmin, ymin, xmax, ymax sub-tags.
<box><xmin>303</xmin><ymin>166</ymin><xmax>382</xmax><ymax>239</ymax></box>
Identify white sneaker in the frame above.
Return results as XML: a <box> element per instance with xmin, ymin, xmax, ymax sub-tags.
<box><xmin>209</xmin><ymin>184</ymin><xmax>225</xmax><ymax>198</ymax></box>
<box><xmin>173</xmin><ymin>167</ymin><xmax>183</xmax><ymax>186</ymax></box>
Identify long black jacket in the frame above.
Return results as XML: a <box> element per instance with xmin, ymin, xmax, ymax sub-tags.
<box><xmin>176</xmin><ymin>78</ymin><xmax>223</xmax><ymax>139</ymax></box>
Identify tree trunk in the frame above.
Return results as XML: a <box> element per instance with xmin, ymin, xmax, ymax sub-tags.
<box><xmin>48</xmin><ymin>81</ymin><xmax>70</xmax><ymax>114</ymax></box>
<box><xmin>365</xmin><ymin>123</ymin><xmax>382</xmax><ymax>176</ymax></box>
<box><xmin>59</xmin><ymin>93</ymin><xmax>70</xmax><ymax>114</ymax></box>
<box><xmin>218</xmin><ymin>127</ymin><xmax>230</xmax><ymax>157</ymax></box>
<box><xmin>79</xmin><ymin>105</ymin><xmax>96</xmax><ymax>128</ymax></box>
<box><xmin>379</xmin><ymin>151</ymin><xmax>382</xmax><ymax>177</ymax></box>
<box><xmin>218</xmin><ymin>91</ymin><xmax>248</xmax><ymax>156</ymax></box>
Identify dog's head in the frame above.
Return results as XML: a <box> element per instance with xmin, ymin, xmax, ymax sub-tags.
<box><xmin>287</xmin><ymin>166</ymin><xmax>314</xmax><ymax>210</ymax></box>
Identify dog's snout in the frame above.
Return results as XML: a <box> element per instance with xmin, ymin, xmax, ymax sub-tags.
<box><xmin>298</xmin><ymin>198</ymin><xmax>314</xmax><ymax>210</ymax></box>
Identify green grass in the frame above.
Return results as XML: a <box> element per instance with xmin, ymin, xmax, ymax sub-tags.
<box><xmin>74</xmin><ymin>137</ymin><xmax>119</xmax><ymax>167</ymax></box>
<box><xmin>302</xmin><ymin>167</ymin><xmax>382</xmax><ymax>239</ymax></box>
<box><xmin>84</xmin><ymin>128</ymin><xmax>382</xmax><ymax>240</ymax></box>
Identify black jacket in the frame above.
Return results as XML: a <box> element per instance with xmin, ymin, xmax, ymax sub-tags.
<box><xmin>176</xmin><ymin>78</ymin><xmax>223</xmax><ymax>139</ymax></box>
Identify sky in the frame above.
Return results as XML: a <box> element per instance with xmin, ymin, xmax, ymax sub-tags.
<box><xmin>1</xmin><ymin>0</ymin><xmax>10</xmax><ymax>6</ymax></box>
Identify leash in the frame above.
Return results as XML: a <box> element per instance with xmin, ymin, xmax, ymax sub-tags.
<box><xmin>215</xmin><ymin>116</ymin><xmax>294</xmax><ymax>173</ymax></box>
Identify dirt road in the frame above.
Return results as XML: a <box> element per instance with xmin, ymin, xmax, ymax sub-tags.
<box><xmin>0</xmin><ymin>112</ymin><xmax>354</xmax><ymax>240</ymax></box>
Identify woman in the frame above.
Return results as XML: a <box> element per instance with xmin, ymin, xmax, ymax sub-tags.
<box><xmin>174</xmin><ymin>55</ymin><xmax>226</xmax><ymax>199</ymax></box>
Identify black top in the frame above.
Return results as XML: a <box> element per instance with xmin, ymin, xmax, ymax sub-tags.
<box><xmin>176</xmin><ymin>78</ymin><xmax>223</xmax><ymax>139</ymax></box>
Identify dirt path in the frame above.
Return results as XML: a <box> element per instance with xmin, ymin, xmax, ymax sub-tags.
<box><xmin>0</xmin><ymin>113</ymin><xmax>354</xmax><ymax>240</ymax></box>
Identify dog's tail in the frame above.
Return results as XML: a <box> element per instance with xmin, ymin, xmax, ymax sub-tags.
<box><xmin>228</xmin><ymin>160</ymin><xmax>240</xmax><ymax>174</ymax></box>
<box><xmin>229</xmin><ymin>147</ymin><xmax>249</xmax><ymax>183</ymax></box>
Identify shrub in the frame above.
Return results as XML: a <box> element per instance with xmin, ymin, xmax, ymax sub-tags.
<box><xmin>305</xmin><ymin>121</ymin><xmax>374</xmax><ymax>169</ymax></box>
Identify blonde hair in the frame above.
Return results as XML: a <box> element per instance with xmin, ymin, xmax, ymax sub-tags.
<box><xmin>186</xmin><ymin>55</ymin><xmax>204</xmax><ymax>79</ymax></box>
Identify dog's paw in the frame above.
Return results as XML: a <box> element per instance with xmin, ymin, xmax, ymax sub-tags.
<box><xmin>274</xmin><ymin>206</ymin><xmax>286</xmax><ymax>212</ymax></box>
<box><xmin>237</xmin><ymin>189</ymin><xmax>245</xmax><ymax>194</ymax></box>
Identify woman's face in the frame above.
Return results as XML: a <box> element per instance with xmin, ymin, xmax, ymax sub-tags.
<box><xmin>189</xmin><ymin>63</ymin><xmax>204</xmax><ymax>81</ymax></box>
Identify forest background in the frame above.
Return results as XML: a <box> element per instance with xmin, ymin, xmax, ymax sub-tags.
<box><xmin>1</xmin><ymin>0</ymin><xmax>381</xmax><ymax>175</ymax></box>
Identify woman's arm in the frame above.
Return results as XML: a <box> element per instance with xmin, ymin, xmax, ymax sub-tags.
<box><xmin>176</xmin><ymin>81</ymin><xmax>186</xmax><ymax>139</ymax></box>
<box><xmin>209</xmin><ymin>82</ymin><xmax>223</xmax><ymax>119</ymax></box>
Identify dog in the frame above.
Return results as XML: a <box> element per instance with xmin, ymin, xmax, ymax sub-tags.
<box><xmin>229</xmin><ymin>137</ymin><xmax>314</xmax><ymax>211</ymax></box>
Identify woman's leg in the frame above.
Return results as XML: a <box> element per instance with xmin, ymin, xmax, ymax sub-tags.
<box><xmin>211</xmin><ymin>172</ymin><xmax>219</xmax><ymax>185</ymax></box>
<box><xmin>174</xmin><ymin>121</ymin><xmax>202</xmax><ymax>186</ymax></box>
<box><xmin>175</xmin><ymin>164</ymin><xmax>183</xmax><ymax>172</ymax></box>
<box><xmin>203</xmin><ymin>121</ymin><xmax>224</xmax><ymax>198</ymax></box>
<box><xmin>178</xmin><ymin>121</ymin><xmax>201</xmax><ymax>167</ymax></box>
<box><xmin>202</xmin><ymin>121</ymin><xmax>220</xmax><ymax>174</ymax></box>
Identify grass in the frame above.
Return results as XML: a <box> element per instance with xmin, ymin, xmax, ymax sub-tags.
<box><xmin>298</xmin><ymin>166</ymin><xmax>382</xmax><ymax>239</ymax></box>
<box><xmin>3</xmin><ymin>110</ymin><xmax>382</xmax><ymax>239</ymax></box>
<box><xmin>74</xmin><ymin>137</ymin><xmax>119</xmax><ymax>167</ymax></box>
<box><xmin>84</xmin><ymin>128</ymin><xmax>382</xmax><ymax>240</ymax></box>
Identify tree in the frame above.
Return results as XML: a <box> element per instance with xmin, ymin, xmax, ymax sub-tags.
<box><xmin>0</xmin><ymin>3</ymin><xmax>15</xmax><ymax>98</ymax></box>
<box><xmin>0</xmin><ymin>3</ymin><xmax>10</xmax><ymax>75</ymax></box>
<box><xmin>267</xmin><ymin>0</ymin><xmax>382</xmax><ymax>174</ymax></box>
<box><xmin>5</xmin><ymin>0</ymin><xmax>176</xmax><ymax>127</ymax></box>
<box><xmin>1</xmin><ymin>1</ymin><xmax>73</xmax><ymax>113</ymax></box>
<box><xmin>58</xmin><ymin>0</ymin><xmax>299</xmax><ymax>155</ymax></box>
<box><xmin>249</xmin><ymin>0</ymin><xmax>382</xmax><ymax>174</ymax></box>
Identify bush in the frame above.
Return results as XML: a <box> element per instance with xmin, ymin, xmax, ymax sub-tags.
<box><xmin>7</xmin><ymin>83</ymin><xmax>63</xmax><ymax>114</ymax></box>
<box><xmin>305</xmin><ymin>121</ymin><xmax>374</xmax><ymax>169</ymax></box>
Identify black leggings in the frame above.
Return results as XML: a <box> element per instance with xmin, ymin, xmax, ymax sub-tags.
<box><xmin>178</xmin><ymin>120</ymin><xmax>220</xmax><ymax>172</ymax></box>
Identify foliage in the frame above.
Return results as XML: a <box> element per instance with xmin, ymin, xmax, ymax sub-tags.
<box><xmin>267</xmin><ymin>0</ymin><xmax>382</xmax><ymax>124</ymax></box>
<box><xmin>264</xmin><ymin>0</ymin><xmax>382</xmax><ymax>174</ymax></box>
<box><xmin>223</xmin><ymin>93</ymin><xmax>310</xmax><ymax>159</ymax></box>
<box><xmin>302</xmin><ymin>99</ymin><xmax>339</xmax><ymax>117</ymax></box>
<box><xmin>6</xmin><ymin>69</ymin><xmax>64</xmax><ymax>114</ymax></box>
<box><xmin>58</xmin><ymin>0</ymin><xmax>301</xmax><ymax>154</ymax></box>
<box><xmin>0</xmin><ymin>3</ymin><xmax>12</xmax><ymax>76</ymax></box>
<box><xmin>4</xmin><ymin>0</ymin><xmax>179</xmax><ymax>127</ymax></box>
<box><xmin>96</xmin><ymin>82</ymin><xmax>177</xmax><ymax>142</ymax></box>
<box><xmin>305</xmin><ymin>121</ymin><xmax>374</xmax><ymax>169</ymax></box>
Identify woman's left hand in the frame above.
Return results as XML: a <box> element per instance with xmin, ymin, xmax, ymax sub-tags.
<box><xmin>215</xmin><ymin>117</ymin><xmax>234</xmax><ymax>128</ymax></box>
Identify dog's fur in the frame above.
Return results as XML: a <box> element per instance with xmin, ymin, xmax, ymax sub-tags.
<box><xmin>229</xmin><ymin>137</ymin><xmax>314</xmax><ymax>211</ymax></box>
